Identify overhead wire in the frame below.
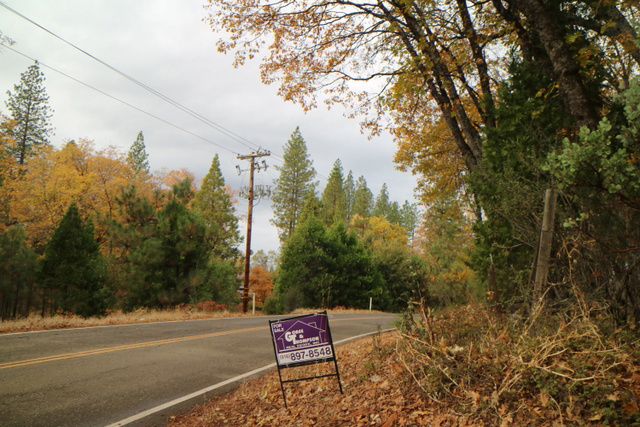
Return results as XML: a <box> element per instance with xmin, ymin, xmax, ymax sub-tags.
<box><xmin>0</xmin><ymin>0</ymin><xmax>273</xmax><ymax>155</ymax></box>
<box><xmin>1</xmin><ymin>43</ymin><xmax>242</xmax><ymax>156</ymax></box>
<box><xmin>0</xmin><ymin>1</ymin><xmax>336</xmax><ymax>183</ymax></box>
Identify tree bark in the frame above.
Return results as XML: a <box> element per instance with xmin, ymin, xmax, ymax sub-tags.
<box><xmin>505</xmin><ymin>0</ymin><xmax>600</xmax><ymax>129</ymax></box>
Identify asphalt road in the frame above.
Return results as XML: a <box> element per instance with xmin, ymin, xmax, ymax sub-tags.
<box><xmin>0</xmin><ymin>312</ymin><xmax>398</xmax><ymax>426</ymax></box>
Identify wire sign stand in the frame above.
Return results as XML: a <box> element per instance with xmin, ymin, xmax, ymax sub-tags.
<box><xmin>269</xmin><ymin>311</ymin><xmax>343</xmax><ymax>407</ymax></box>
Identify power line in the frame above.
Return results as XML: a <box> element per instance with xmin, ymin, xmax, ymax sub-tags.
<box><xmin>2</xmin><ymin>43</ymin><xmax>241</xmax><ymax>156</ymax></box>
<box><xmin>0</xmin><ymin>0</ymin><xmax>265</xmax><ymax>153</ymax></box>
<box><xmin>0</xmin><ymin>2</ymin><xmax>334</xmax><ymax>183</ymax></box>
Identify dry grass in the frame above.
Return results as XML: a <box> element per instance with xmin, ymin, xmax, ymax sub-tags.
<box><xmin>168</xmin><ymin>304</ymin><xmax>640</xmax><ymax>426</ymax></box>
<box><xmin>0</xmin><ymin>308</ymin><xmax>239</xmax><ymax>334</ymax></box>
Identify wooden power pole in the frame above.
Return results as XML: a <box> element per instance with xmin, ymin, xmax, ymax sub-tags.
<box><xmin>237</xmin><ymin>149</ymin><xmax>270</xmax><ymax>313</ymax></box>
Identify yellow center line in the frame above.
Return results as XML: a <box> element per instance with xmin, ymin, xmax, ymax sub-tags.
<box><xmin>0</xmin><ymin>326</ymin><xmax>266</xmax><ymax>370</ymax></box>
<box><xmin>1</xmin><ymin>314</ymin><xmax>395</xmax><ymax>370</ymax></box>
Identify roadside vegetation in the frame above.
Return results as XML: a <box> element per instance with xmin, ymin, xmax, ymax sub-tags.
<box><xmin>0</xmin><ymin>306</ymin><xmax>234</xmax><ymax>334</ymax></box>
<box><xmin>2</xmin><ymin>1</ymin><xmax>640</xmax><ymax>425</ymax></box>
<box><xmin>170</xmin><ymin>304</ymin><xmax>639</xmax><ymax>426</ymax></box>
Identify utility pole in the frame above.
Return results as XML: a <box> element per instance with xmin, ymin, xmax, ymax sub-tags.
<box><xmin>237</xmin><ymin>149</ymin><xmax>270</xmax><ymax>313</ymax></box>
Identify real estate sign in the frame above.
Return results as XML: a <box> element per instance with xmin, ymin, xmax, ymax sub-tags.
<box><xmin>269</xmin><ymin>312</ymin><xmax>335</xmax><ymax>367</ymax></box>
<box><xmin>268</xmin><ymin>311</ymin><xmax>343</xmax><ymax>407</ymax></box>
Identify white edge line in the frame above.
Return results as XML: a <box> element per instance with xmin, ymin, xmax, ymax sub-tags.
<box><xmin>104</xmin><ymin>328</ymin><xmax>395</xmax><ymax>427</ymax></box>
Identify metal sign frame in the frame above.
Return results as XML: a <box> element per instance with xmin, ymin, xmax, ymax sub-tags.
<box><xmin>269</xmin><ymin>310</ymin><xmax>343</xmax><ymax>407</ymax></box>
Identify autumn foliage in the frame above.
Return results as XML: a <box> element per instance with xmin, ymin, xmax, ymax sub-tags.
<box><xmin>0</xmin><ymin>121</ymin><xmax>242</xmax><ymax>319</ymax></box>
<box><xmin>248</xmin><ymin>265</ymin><xmax>274</xmax><ymax>306</ymax></box>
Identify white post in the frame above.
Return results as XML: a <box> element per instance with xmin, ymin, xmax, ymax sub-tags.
<box><xmin>251</xmin><ymin>292</ymin><xmax>256</xmax><ymax>315</ymax></box>
<box><xmin>369</xmin><ymin>297</ymin><xmax>372</xmax><ymax>311</ymax></box>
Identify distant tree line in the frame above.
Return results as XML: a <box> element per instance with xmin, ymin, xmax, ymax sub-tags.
<box><xmin>0</xmin><ymin>65</ymin><xmax>243</xmax><ymax>318</ymax></box>
<box><xmin>1</xmin><ymin>64</ymin><xmax>430</xmax><ymax>319</ymax></box>
<box><xmin>265</xmin><ymin>128</ymin><xmax>431</xmax><ymax>314</ymax></box>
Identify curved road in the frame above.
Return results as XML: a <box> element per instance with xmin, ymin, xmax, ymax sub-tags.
<box><xmin>0</xmin><ymin>312</ymin><xmax>398</xmax><ymax>426</ymax></box>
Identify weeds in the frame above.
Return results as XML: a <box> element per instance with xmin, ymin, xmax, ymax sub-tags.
<box><xmin>398</xmin><ymin>302</ymin><xmax>640</xmax><ymax>425</ymax></box>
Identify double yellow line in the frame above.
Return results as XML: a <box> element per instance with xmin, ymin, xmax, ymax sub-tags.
<box><xmin>1</xmin><ymin>314</ymin><xmax>394</xmax><ymax>371</ymax></box>
<box><xmin>0</xmin><ymin>326</ymin><xmax>266</xmax><ymax>370</ymax></box>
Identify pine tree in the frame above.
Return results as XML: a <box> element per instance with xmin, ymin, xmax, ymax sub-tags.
<box><xmin>321</xmin><ymin>159</ymin><xmax>346</xmax><ymax>225</ymax></box>
<box><xmin>388</xmin><ymin>201</ymin><xmax>403</xmax><ymax>224</ymax></box>
<box><xmin>400</xmin><ymin>201</ymin><xmax>420</xmax><ymax>245</ymax></box>
<box><xmin>127</xmin><ymin>131</ymin><xmax>150</xmax><ymax>175</ymax></box>
<box><xmin>40</xmin><ymin>202</ymin><xmax>108</xmax><ymax>317</ymax></box>
<box><xmin>5</xmin><ymin>63</ymin><xmax>53</xmax><ymax>165</ymax></box>
<box><xmin>353</xmin><ymin>176</ymin><xmax>373</xmax><ymax>218</ymax></box>
<box><xmin>192</xmin><ymin>154</ymin><xmax>240</xmax><ymax>258</ymax></box>
<box><xmin>373</xmin><ymin>183</ymin><xmax>391</xmax><ymax>218</ymax></box>
<box><xmin>344</xmin><ymin>170</ymin><xmax>355</xmax><ymax>222</ymax></box>
<box><xmin>0</xmin><ymin>225</ymin><xmax>37</xmax><ymax>319</ymax></box>
<box><xmin>298</xmin><ymin>183</ymin><xmax>323</xmax><ymax>225</ymax></box>
<box><xmin>271</xmin><ymin>127</ymin><xmax>316</xmax><ymax>243</ymax></box>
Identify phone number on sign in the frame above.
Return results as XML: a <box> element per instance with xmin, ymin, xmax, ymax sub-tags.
<box><xmin>278</xmin><ymin>345</ymin><xmax>333</xmax><ymax>364</ymax></box>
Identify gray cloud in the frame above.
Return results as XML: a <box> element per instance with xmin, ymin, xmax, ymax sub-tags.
<box><xmin>0</xmin><ymin>0</ymin><xmax>418</xmax><ymax>252</ymax></box>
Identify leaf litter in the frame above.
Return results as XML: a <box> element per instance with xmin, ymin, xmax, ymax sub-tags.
<box><xmin>168</xmin><ymin>304</ymin><xmax>640</xmax><ymax>426</ymax></box>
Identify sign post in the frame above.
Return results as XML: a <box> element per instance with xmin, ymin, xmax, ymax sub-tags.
<box><xmin>269</xmin><ymin>311</ymin><xmax>342</xmax><ymax>407</ymax></box>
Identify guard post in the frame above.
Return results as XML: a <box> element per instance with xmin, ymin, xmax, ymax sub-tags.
<box><xmin>269</xmin><ymin>310</ymin><xmax>342</xmax><ymax>407</ymax></box>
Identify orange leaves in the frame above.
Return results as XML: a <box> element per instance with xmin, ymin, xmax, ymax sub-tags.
<box><xmin>205</xmin><ymin>0</ymin><xmax>396</xmax><ymax>114</ymax></box>
<box><xmin>7</xmin><ymin>138</ymin><xmax>146</xmax><ymax>248</ymax></box>
<box><xmin>248</xmin><ymin>264</ymin><xmax>274</xmax><ymax>305</ymax></box>
<box><xmin>155</xmin><ymin>167</ymin><xmax>196</xmax><ymax>191</ymax></box>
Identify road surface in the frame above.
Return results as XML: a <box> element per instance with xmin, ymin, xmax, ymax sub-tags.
<box><xmin>0</xmin><ymin>312</ymin><xmax>398</xmax><ymax>426</ymax></box>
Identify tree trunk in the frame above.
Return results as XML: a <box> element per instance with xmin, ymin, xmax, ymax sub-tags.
<box><xmin>506</xmin><ymin>0</ymin><xmax>599</xmax><ymax>129</ymax></box>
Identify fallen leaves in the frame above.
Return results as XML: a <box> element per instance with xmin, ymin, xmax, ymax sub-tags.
<box><xmin>169</xmin><ymin>304</ymin><xmax>640</xmax><ymax>426</ymax></box>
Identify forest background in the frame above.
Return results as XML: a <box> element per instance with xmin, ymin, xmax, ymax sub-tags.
<box><xmin>0</xmin><ymin>0</ymin><xmax>639</xmax><ymax>326</ymax></box>
<box><xmin>2</xmin><ymin>1</ymin><xmax>640</xmax><ymax>422</ymax></box>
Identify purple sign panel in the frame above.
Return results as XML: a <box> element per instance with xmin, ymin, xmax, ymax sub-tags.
<box><xmin>270</xmin><ymin>313</ymin><xmax>334</xmax><ymax>366</ymax></box>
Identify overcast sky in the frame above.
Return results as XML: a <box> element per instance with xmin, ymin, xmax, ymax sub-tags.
<box><xmin>0</xmin><ymin>0</ymin><xmax>419</xmax><ymax>253</ymax></box>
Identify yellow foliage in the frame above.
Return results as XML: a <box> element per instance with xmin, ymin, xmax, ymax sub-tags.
<box><xmin>349</xmin><ymin>215</ymin><xmax>407</xmax><ymax>249</ymax></box>
<box><xmin>7</xmin><ymin>138</ymin><xmax>145</xmax><ymax>248</ymax></box>
<box><xmin>0</xmin><ymin>116</ymin><xmax>20</xmax><ymax>232</ymax></box>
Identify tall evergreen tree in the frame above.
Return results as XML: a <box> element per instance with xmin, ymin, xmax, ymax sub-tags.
<box><xmin>40</xmin><ymin>202</ymin><xmax>108</xmax><ymax>317</ymax></box>
<box><xmin>192</xmin><ymin>154</ymin><xmax>240</xmax><ymax>258</ymax></box>
<box><xmin>298</xmin><ymin>183</ymin><xmax>323</xmax><ymax>225</ymax></box>
<box><xmin>271</xmin><ymin>127</ymin><xmax>316</xmax><ymax>243</ymax></box>
<box><xmin>5</xmin><ymin>63</ymin><xmax>53</xmax><ymax>165</ymax></box>
<box><xmin>344</xmin><ymin>170</ymin><xmax>355</xmax><ymax>221</ymax></box>
<box><xmin>353</xmin><ymin>176</ymin><xmax>373</xmax><ymax>218</ymax></box>
<box><xmin>387</xmin><ymin>201</ymin><xmax>402</xmax><ymax>224</ymax></box>
<box><xmin>127</xmin><ymin>131</ymin><xmax>150</xmax><ymax>175</ymax></box>
<box><xmin>112</xmin><ymin>179</ymin><xmax>238</xmax><ymax>309</ymax></box>
<box><xmin>0</xmin><ymin>225</ymin><xmax>37</xmax><ymax>319</ymax></box>
<box><xmin>321</xmin><ymin>159</ymin><xmax>346</xmax><ymax>225</ymax></box>
<box><xmin>373</xmin><ymin>183</ymin><xmax>391</xmax><ymax>218</ymax></box>
<box><xmin>400</xmin><ymin>201</ymin><xmax>420</xmax><ymax>245</ymax></box>
<box><xmin>277</xmin><ymin>215</ymin><xmax>380</xmax><ymax>310</ymax></box>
